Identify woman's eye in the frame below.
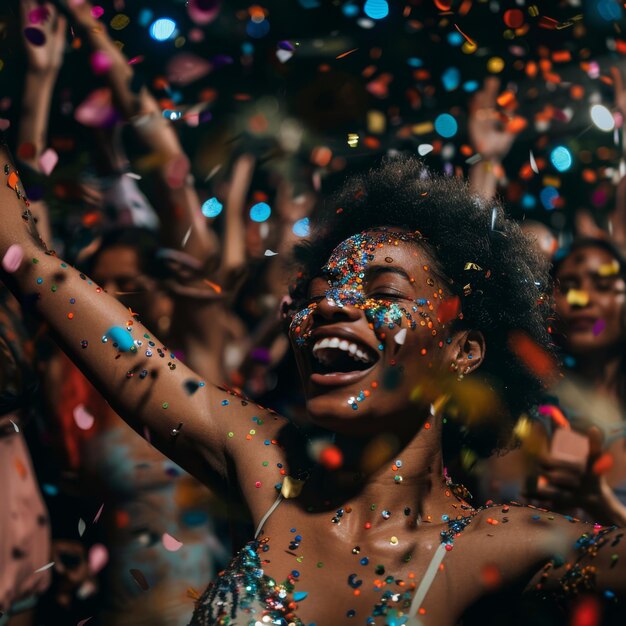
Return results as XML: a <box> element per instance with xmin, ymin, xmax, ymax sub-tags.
<box><xmin>369</xmin><ymin>291</ymin><xmax>405</xmax><ymax>300</ymax></box>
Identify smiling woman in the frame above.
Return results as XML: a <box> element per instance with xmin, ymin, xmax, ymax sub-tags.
<box><xmin>3</xmin><ymin>147</ymin><xmax>626</xmax><ymax>626</ymax></box>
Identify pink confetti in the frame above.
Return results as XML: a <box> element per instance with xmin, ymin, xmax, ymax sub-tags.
<box><xmin>91</xmin><ymin>5</ymin><xmax>105</xmax><ymax>18</ymax></box>
<box><xmin>93</xmin><ymin>503</ymin><xmax>104</xmax><ymax>524</ymax></box>
<box><xmin>593</xmin><ymin>319</ymin><xmax>606</xmax><ymax>336</ymax></box>
<box><xmin>38</xmin><ymin>148</ymin><xmax>59</xmax><ymax>176</ymax></box>
<box><xmin>90</xmin><ymin>50</ymin><xmax>113</xmax><ymax>75</ymax></box>
<box><xmin>88</xmin><ymin>544</ymin><xmax>109</xmax><ymax>573</ymax></box>
<box><xmin>166</xmin><ymin>53</ymin><xmax>212</xmax><ymax>87</ymax></box>
<box><xmin>74</xmin><ymin>88</ymin><xmax>117</xmax><ymax>128</ymax></box>
<box><xmin>77</xmin><ymin>619</ymin><xmax>92</xmax><ymax>626</ymax></box>
<box><xmin>73</xmin><ymin>404</ymin><xmax>95</xmax><ymax>430</ymax></box>
<box><xmin>0</xmin><ymin>118</ymin><xmax>10</xmax><ymax>131</ymax></box>
<box><xmin>28</xmin><ymin>6</ymin><xmax>49</xmax><ymax>24</ymax></box>
<box><xmin>2</xmin><ymin>244</ymin><xmax>24</xmax><ymax>273</ymax></box>
<box><xmin>162</xmin><ymin>533</ymin><xmax>183</xmax><ymax>551</ymax></box>
<box><xmin>187</xmin><ymin>0</ymin><xmax>221</xmax><ymax>25</ymax></box>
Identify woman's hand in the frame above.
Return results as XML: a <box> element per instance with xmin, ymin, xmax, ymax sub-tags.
<box><xmin>468</xmin><ymin>77</ymin><xmax>518</xmax><ymax>161</ymax></box>
<box><xmin>526</xmin><ymin>427</ymin><xmax>626</xmax><ymax>526</ymax></box>
<box><xmin>20</xmin><ymin>1</ymin><xmax>67</xmax><ymax>76</ymax></box>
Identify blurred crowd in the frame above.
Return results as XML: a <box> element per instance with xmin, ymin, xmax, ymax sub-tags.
<box><xmin>1</xmin><ymin>1</ymin><xmax>626</xmax><ymax>625</ymax></box>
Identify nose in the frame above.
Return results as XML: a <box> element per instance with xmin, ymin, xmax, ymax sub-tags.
<box><xmin>314</xmin><ymin>290</ymin><xmax>362</xmax><ymax>323</ymax></box>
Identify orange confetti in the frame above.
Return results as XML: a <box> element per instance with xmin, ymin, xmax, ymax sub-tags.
<box><xmin>454</xmin><ymin>24</ymin><xmax>475</xmax><ymax>46</ymax></box>
<box><xmin>336</xmin><ymin>48</ymin><xmax>359</xmax><ymax>60</ymax></box>
<box><xmin>203</xmin><ymin>280</ymin><xmax>222</xmax><ymax>294</ymax></box>
<box><xmin>7</xmin><ymin>171</ymin><xmax>19</xmax><ymax>190</ymax></box>
<box><xmin>592</xmin><ymin>452</ymin><xmax>614</xmax><ymax>476</ymax></box>
<box><xmin>507</xmin><ymin>330</ymin><xmax>557</xmax><ymax>379</ymax></box>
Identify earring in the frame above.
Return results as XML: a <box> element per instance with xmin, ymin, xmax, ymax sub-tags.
<box><xmin>457</xmin><ymin>366</ymin><xmax>471</xmax><ymax>381</ymax></box>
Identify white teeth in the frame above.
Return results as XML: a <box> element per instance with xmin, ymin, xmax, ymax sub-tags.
<box><xmin>311</xmin><ymin>337</ymin><xmax>375</xmax><ymax>364</ymax></box>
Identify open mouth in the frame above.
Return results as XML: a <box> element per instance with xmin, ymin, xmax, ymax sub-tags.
<box><xmin>310</xmin><ymin>336</ymin><xmax>379</xmax><ymax>375</ymax></box>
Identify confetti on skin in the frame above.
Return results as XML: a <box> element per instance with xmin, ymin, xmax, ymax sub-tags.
<box><xmin>598</xmin><ymin>260</ymin><xmax>620</xmax><ymax>276</ymax></box>
<box><xmin>264</xmin><ymin>249</ymin><xmax>279</xmax><ymax>256</ymax></box>
<box><xmin>162</xmin><ymin>533</ymin><xmax>184</xmax><ymax>551</ymax></box>
<box><xmin>73</xmin><ymin>404</ymin><xmax>95</xmax><ymax>430</ymax></box>
<box><xmin>9</xmin><ymin>419</ymin><xmax>19</xmax><ymax>432</ymax></box>
<box><xmin>2</xmin><ymin>244</ymin><xmax>24</xmax><ymax>273</ymax></box>
<box><xmin>592</xmin><ymin>319</ymin><xmax>606</xmax><ymax>336</ymax></box>
<box><xmin>104</xmin><ymin>326</ymin><xmax>134</xmax><ymax>352</ymax></box>
<box><xmin>566</xmin><ymin>289</ymin><xmax>590</xmax><ymax>307</ymax></box>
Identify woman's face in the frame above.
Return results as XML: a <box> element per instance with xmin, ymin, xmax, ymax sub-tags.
<box><xmin>289</xmin><ymin>229</ymin><xmax>463</xmax><ymax>434</ymax></box>
<box><xmin>553</xmin><ymin>246</ymin><xmax>626</xmax><ymax>356</ymax></box>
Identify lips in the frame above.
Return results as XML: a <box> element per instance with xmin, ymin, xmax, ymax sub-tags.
<box><xmin>566</xmin><ymin>316</ymin><xmax>598</xmax><ymax>332</ymax></box>
<box><xmin>305</xmin><ymin>329</ymin><xmax>380</xmax><ymax>388</ymax></box>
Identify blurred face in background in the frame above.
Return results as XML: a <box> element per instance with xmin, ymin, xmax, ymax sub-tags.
<box><xmin>553</xmin><ymin>245</ymin><xmax>626</xmax><ymax>357</ymax></box>
<box><xmin>91</xmin><ymin>245</ymin><xmax>173</xmax><ymax>334</ymax></box>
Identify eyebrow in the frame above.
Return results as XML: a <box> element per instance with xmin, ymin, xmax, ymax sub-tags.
<box><xmin>364</xmin><ymin>265</ymin><xmax>412</xmax><ymax>282</ymax></box>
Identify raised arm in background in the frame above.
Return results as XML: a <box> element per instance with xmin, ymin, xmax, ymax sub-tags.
<box><xmin>468</xmin><ymin>77</ymin><xmax>520</xmax><ymax>200</ymax></box>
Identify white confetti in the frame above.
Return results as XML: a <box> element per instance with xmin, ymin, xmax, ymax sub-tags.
<box><xmin>9</xmin><ymin>419</ymin><xmax>19</xmax><ymax>432</ymax></box>
<box><xmin>418</xmin><ymin>144</ymin><xmax>433</xmax><ymax>156</ymax></box>
<box><xmin>264</xmin><ymin>249</ymin><xmax>279</xmax><ymax>256</ymax></box>
<box><xmin>78</xmin><ymin>518</ymin><xmax>86</xmax><ymax>537</ymax></box>
<box><xmin>529</xmin><ymin>150</ymin><xmax>539</xmax><ymax>175</ymax></box>
<box><xmin>465</xmin><ymin>153</ymin><xmax>482</xmax><ymax>165</ymax></box>
<box><xmin>181</xmin><ymin>226</ymin><xmax>192</xmax><ymax>248</ymax></box>
<box><xmin>34</xmin><ymin>562</ymin><xmax>55</xmax><ymax>573</ymax></box>
<box><xmin>394</xmin><ymin>328</ymin><xmax>407</xmax><ymax>345</ymax></box>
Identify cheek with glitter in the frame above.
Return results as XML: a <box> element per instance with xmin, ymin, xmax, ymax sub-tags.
<box><xmin>289</xmin><ymin>303</ymin><xmax>317</xmax><ymax>346</ymax></box>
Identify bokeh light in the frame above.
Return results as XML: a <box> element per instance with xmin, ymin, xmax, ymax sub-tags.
<box><xmin>434</xmin><ymin>113</ymin><xmax>458</xmax><ymax>138</ymax></box>
<box><xmin>364</xmin><ymin>0</ymin><xmax>389</xmax><ymax>20</ymax></box>
<box><xmin>292</xmin><ymin>217</ymin><xmax>310</xmax><ymax>237</ymax></box>
<box><xmin>590</xmin><ymin>104</ymin><xmax>615</xmax><ymax>131</ymax></box>
<box><xmin>250</xmin><ymin>202</ymin><xmax>271</xmax><ymax>222</ymax></box>
<box><xmin>540</xmin><ymin>186</ymin><xmax>559</xmax><ymax>210</ymax></box>
<box><xmin>201</xmin><ymin>197</ymin><xmax>223</xmax><ymax>218</ymax></box>
<box><xmin>550</xmin><ymin>146</ymin><xmax>573</xmax><ymax>172</ymax></box>
<box><xmin>149</xmin><ymin>18</ymin><xmax>177</xmax><ymax>41</ymax></box>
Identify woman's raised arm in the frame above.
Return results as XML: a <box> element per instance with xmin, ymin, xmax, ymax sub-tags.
<box><xmin>0</xmin><ymin>143</ymin><xmax>283</xmax><ymax>490</ymax></box>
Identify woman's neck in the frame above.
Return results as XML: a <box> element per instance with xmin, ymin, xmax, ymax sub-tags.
<box><xmin>307</xmin><ymin>419</ymin><xmax>464</xmax><ymax>529</ymax></box>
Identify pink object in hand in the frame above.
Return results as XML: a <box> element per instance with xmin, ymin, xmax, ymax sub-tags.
<box><xmin>2</xmin><ymin>244</ymin><xmax>24</xmax><ymax>273</ymax></box>
<box><xmin>550</xmin><ymin>428</ymin><xmax>590</xmax><ymax>471</ymax></box>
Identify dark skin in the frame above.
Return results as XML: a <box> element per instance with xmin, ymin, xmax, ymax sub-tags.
<box><xmin>2</xmin><ymin>160</ymin><xmax>626</xmax><ymax>623</ymax></box>
<box><xmin>526</xmin><ymin>245</ymin><xmax>626</xmax><ymax>527</ymax></box>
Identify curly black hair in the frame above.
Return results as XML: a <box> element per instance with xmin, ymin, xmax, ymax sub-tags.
<box><xmin>290</xmin><ymin>156</ymin><xmax>553</xmax><ymax>455</ymax></box>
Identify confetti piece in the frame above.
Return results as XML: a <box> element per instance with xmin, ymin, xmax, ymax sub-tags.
<box><xmin>264</xmin><ymin>249</ymin><xmax>278</xmax><ymax>256</ymax></box>
<box><xmin>592</xmin><ymin>452</ymin><xmax>614</xmax><ymax>476</ymax></box>
<box><xmin>566</xmin><ymin>290</ymin><xmax>589</xmax><ymax>307</ymax></box>
<box><xmin>88</xmin><ymin>544</ymin><xmax>108</xmax><ymax>573</ymax></box>
<box><xmin>508</xmin><ymin>330</ymin><xmax>557</xmax><ymax>379</ymax></box>
<box><xmin>593</xmin><ymin>319</ymin><xmax>606</xmax><ymax>336</ymax></box>
<box><xmin>454</xmin><ymin>24</ymin><xmax>475</xmax><ymax>46</ymax></box>
<box><xmin>394</xmin><ymin>328</ymin><xmax>407</xmax><ymax>345</ymax></box>
<box><xmin>203</xmin><ymin>279</ymin><xmax>222</xmax><ymax>294</ymax></box>
<box><xmin>162</xmin><ymin>533</ymin><xmax>183</xmax><ymax>551</ymax></box>
<box><xmin>9</xmin><ymin>420</ymin><xmax>19</xmax><ymax>432</ymax></box>
<box><xmin>2</xmin><ymin>244</ymin><xmax>24</xmax><ymax>273</ymax></box>
<box><xmin>465</xmin><ymin>153</ymin><xmax>482</xmax><ymax>165</ymax></box>
<box><xmin>130</xmin><ymin>568</ymin><xmax>150</xmax><ymax>591</ymax></box>
<box><xmin>93</xmin><ymin>503</ymin><xmax>104</xmax><ymax>524</ymax></box>
<box><xmin>77</xmin><ymin>619</ymin><xmax>93</xmax><ymax>626</ymax></box>
<box><xmin>538</xmin><ymin>404</ymin><xmax>570</xmax><ymax>429</ymax></box>
<box><xmin>105</xmin><ymin>326</ymin><xmax>134</xmax><ymax>352</ymax></box>
<box><xmin>336</xmin><ymin>48</ymin><xmax>359</xmax><ymax>59</ymax></box>
<box><xmin>73</xmin><ymin>404</ymin><xmax>95</xmax><ymax>430</ymax></box>
<box><xmin>181</xmin><ymin>226</ymin><xmax>192</xmax><ymax>248</ymax></box>
<box><xmin>598</xmin><ymin>260</ymin><xmax>620</xmax><ymax>276</ymax></box>
<box><xmin>78</xmin><ymin>518</ymin><xmax>86</xmax><ymax>537</ymax></box>
<box><xmin>276</xmin><ymin>49</ymin><xmax>293</xmax><ymax>63</ymax></box>
<box><xmin>38</xmin><ymin>147</ymin><xmax>59</xmax><ymax>175</ymax></box>
<box><xmin>319</xmin><ymin>445</ymin><xmax>343</xmax><ymax>470</ymax></box>
<box><xmin>418</xmin><ymin>144</ymin><xmax>433</xmax><ymax>156</ymax></box>
<box><xmin>34</xmin><ymin>562</ymin><xmax>55</xmax><ymax>573</ymax></box>
<box><xmin>437</xmin><ymin>296</ymin><xmax>461</xmax><ymax>324</ymax></box>
<box><xmin>0</xmin><ymin>118</ymin><xmax>10</xmax><ymax>131</ymax></box>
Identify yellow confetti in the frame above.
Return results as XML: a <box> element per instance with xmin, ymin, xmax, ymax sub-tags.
<box><xmin>598</xmin><ymin>260</ymin><xmax>620</xmax><ymax>276</ymax></box>
<box><xmin>347</xmin><ymin>133</ymin><xmax>359</xmax><ymax>148</ymax></box>
<box><xmin>464</xmin><ymin>262</ymin><xmax>483</xmax><ymax>271</ymax></box>
<box><xmin>110</xmin><ymin>14</ymin><xmax>130</xmax><ymax>30</ymax></box>
<box><xmin>566</xmin><ymin>289</ymin><xmax>589</xmax><ymax>306</ymax></box>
